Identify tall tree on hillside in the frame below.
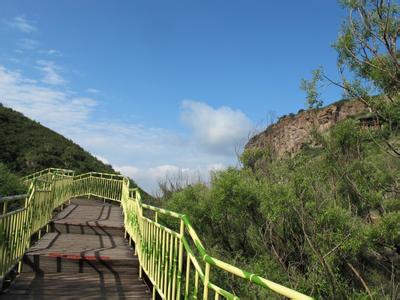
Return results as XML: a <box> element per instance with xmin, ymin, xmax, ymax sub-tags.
<box><xmin>302</xmin><ymin>0</ymin><xmax>400</xmax><ymax>156</ymax></box>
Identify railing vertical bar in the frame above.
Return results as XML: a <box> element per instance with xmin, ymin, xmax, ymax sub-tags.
<box><xmin>149</xmin><ymin>220</ymin><xmax>153</xmax><ymax>280</ymax></box>
<box><xmin>143</xmin><ymin>220</ymin><xmax>148</xmax><ymax>273</ymax></box>
<box><xmin>164</xmin><ymin>233</ymin><xmax>170</xmax><ymax>297</ymax></box>
<box><xmin>10</xmin><ymin>213</ymin><xmax>17</xmax><ymax>273</ymax></box>
<box><xmin>157</xmin><ymin>225</ymin><xmax>162</xmax><ymax>293</ymax></box>
<box><xmin>167</xmin><ymin>234</ymin><xmax>174</xmax><ymax>300</ymax></box>
<box><xmin>171</xmin><ymin>236</ymin><xmax>178</xmax><ymax>300</ymax></box>
<box><xmin>0</xmin><ymin>216</ymin><xmax>9</xmax><ymax>277</ymax></box>
<box><xmin>151</xmin><ymin>221</ymin><xmax>155</xmax><ymax>281</ymax></box>
<box><xmin>203</xmin><ymin>263</ymin><xmax>210</xmax><ymax>300</ymax></box>
<box><xmin>185</xmin><ymin>253</ymin><xmax>191</xmax><ymax>299</ymax></box>
<box><xmin>194</xmin><ymin>269</ymin><xmax>199</xmax><ymax>299</ymax></box>
<box><xmin>177</xmin><ymin>219</ymin><xmax>184</xmax><ymax>300</ymax></box>
<box><xmin>161</xmin><ymin>230</ymin><xmax>167</xmax><ymax>294</ymax></box>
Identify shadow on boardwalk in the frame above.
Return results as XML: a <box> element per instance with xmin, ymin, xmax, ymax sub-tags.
<box><xmin>1</xmin><ymin>198</ymin><xmax>151</xmax><ymax>300</ymax></box>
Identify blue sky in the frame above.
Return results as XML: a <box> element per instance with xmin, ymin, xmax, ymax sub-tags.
<box><xmin>0</xmin><ymin>1</ymin><xmax>346</xmax><ymax>193</ymax></box>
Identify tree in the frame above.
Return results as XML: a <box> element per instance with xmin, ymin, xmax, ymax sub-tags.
<box><xmin>303</xmin><ymin>0</ymin><xmax>400</xmax><ymax>155</ymax></box>
<box><xmin>300</xmin><ymin>67</ymin><xmax>324</xmax><ymax>109</ymax></box>
<box><xmin>334</xmin><ymin>0</ymin><xmax>400</xmax><ymax>108</ymax></box>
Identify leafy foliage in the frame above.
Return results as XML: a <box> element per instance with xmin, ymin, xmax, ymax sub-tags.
<box><xmin>159</xmin><ymin>119</ymin><xmax>400</xmax><ymax>299</ymax></box>
<box><xmin>300</xmin><ymin>67</ymin><xmax>324</xmax><ymax>109</ymax></box>
<box><xmin>0</xmin><ymin>163</ymin><xmax>25</xmax><ymax>197</ymax></box>
<box><xmin>304</xmin><ymin>0</ymin><xmax>400</xmax><ymax>158</ymax></box>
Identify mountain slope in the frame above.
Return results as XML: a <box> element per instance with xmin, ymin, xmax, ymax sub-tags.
<box><xmin>0</xmin><ymin>104</ymin><xmax>146</xmax><ymax>196</ymax></box>
<box><xmin>0</xmin><ymin>104</ymin><xmax>115</xmax><ymax>175</ymax></box>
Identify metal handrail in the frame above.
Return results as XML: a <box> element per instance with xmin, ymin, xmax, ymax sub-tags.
<box><xmin>0</xmin><ymin>194</ymin><xmax>28</xmax><ymax>204</ymax></box>
<box><xmin>0</xmin><ymin>168</ymin><xmax>312</xmax><ymax>299</ymax></box>
<box><xmin>22</xmin><ymin>168</ymin><xmax>74</xmax><ymax>181</ymax></box>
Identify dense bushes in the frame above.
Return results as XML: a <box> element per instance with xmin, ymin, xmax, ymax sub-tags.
<box><xmin>160</xmin><ymin>119</ymin><xmax>400</xmax><ymax>299</ymax></box>
<box><xmin>0</xmin><ymin>163</ymin><xmax>25</xmax><ymax>196</ymax></box>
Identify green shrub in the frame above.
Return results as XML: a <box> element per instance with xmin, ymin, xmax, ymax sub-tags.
<box><xmin>160</xmin><ymin>119</ymin><xmax>400</xmax><ymax>298</ymax></box>
<box><xmin>0</xmin><ymin>163</ymin><xmax>25</xmax><ymax>197</ymax></box>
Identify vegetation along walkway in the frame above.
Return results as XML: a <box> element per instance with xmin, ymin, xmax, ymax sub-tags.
<box><xmin>0</xmin><ymin>169</ymin><xmax>311</xmax><ymax>299</ymax></box>
<box><xmin>2</xmin><ymin>197</ymin><xmax>151</xmax><ymax>299</ymax></box>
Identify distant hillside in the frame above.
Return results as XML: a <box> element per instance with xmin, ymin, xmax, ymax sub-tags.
<box><xmin>0</xmin><ymin>104</ymin><xmax>147</xmax><ymax>196</ymax></box>
<box><xmin>0</xmin><ymin>104</ymin><xmax>116</xmax><ymax>175</ymax></box>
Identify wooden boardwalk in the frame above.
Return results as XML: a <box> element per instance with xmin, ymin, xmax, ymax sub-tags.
<box><xmin>1</xmin><ymin>198</ymin><xmax>151</xmax><ymax>299</ymax></box>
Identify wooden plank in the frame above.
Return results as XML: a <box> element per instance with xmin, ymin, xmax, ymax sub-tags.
<box><xmin>1</xmin><ymin>198</ymin><xmax>151</xmax><ymax>299</ymax></box>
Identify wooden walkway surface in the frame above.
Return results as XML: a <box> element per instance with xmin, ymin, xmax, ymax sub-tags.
<box><xmin>1</xmin><ymin>198</ymin><xmax>151</xmax><ymax>299</ymax></box>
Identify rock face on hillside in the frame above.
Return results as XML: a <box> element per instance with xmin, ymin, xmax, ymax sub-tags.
<box><xmin>246</xmin><ymin>100</ymin><xmax>370</xmax><ymax>158</ymax></box>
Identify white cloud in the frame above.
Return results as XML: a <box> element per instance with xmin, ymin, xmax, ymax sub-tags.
<box><xmin>69</xmin><ymin>101</ymin><xmax>251</xmax><ymax>193</ymax></box>
<box><xmin>116</xmin><ymin>163</ymin><xmax>228</xmax><ymax>195</ymax></box>
<box><xmin>71</xmin><ymin>97</ymin><xmax>97</xmax><ymax>107</ymax></box>
<box><xmin>0</xmin><ymin>65</ymin><xmax>94</xmax><ymax>128</ymax></box>
<box><xmin>5</xmin><ymin>15</ymin><xmax>37</xmax><ymax>33</ymax></box>
<box><xmin>42</xmin><ymin>49</ymin><xmax>61</xmax><ymax>56</ymax></box>
<box><xmin>116</xmin><ymin>164</ymin><xmax>215</xmax><ymax>195</ymax></box>
<box><xmin>17</xmin><ymin>38</ymin><xmax>39</xmax><ymax>50</ymax></box>
<box><xmin>94</xmin><ymin>155</ymin><xmax>109</xmax><ymax>164</ymax></box>
<box><xmin>181</xmin><ymin>100</ymin><xmax>253</xmax><ymax>155</ymax></box>
<box><xmin>36</xmin><ymin>60</ymin><xmax>66</xmax><ymax>85</ymax></box>
<box><xmin>8</xmin><ymin>58</ymin><xmax>20</xmax><ymax>64</ymax></box>
<box><xmin>87</xmin><ymin>88</ymin><xmax>100</xmax><ymax>93</ymax></box>
<box><xmin>38</xmin><ymin>49</ymin><xmax>62</xmax><ymax>57</ymax></box>
<box><xmin>206</xmin><ymin>163</ymin><xmax>226</xmax><ymax>172</ymax></box>
<box><xmin>117</xmin><ymin>164</ymin><xmax>181</xmax><ymax>182</ymax></box>
<box><xmin>0</xmin><ymin>64</ymin><xmax>249</xmax><ymax>194</ymax></box>
<box><xmin>0</xmin><ymin>17</ymin><xmax>248</xmax><ymax>194</ymax></box>
<box><xmin>148</xmin><ymin>164</ymin><xmax>182</xmax><ymax>178</ymax></box>
<box><xmin>17</xmin><ymin>39</ymin><xmax>39</xmax><ymax>53</ymax></box>
<box><xmin>116</xmin><ymin>165</ymin><xmax>140</xmax><ymax>177</ymax></box>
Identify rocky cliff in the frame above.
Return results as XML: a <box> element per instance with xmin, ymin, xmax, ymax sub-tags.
<box><xmin>246</xmin><ymin>100</ymin><xmax>370</xmax><ymax>158</ymax></box>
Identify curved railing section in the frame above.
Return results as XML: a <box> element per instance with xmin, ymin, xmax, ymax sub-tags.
<box><xmin>0</xmin><ymin>168</ymin><xmax>312</xmax><ymax>299</ymax></box>
<box><xmin>73</xmin><ymin>172</ymin><xmax>123</xmax><ymax>201</ymax></box>
<box><xmin>0</xmin><ymin>169</ymin><xmax>74</xmax><ymax>284</ymax></box>
<box><xmin>22</xmin><ymin>168</ymin><xmax>74</xmax><ymax>187</ymax></box>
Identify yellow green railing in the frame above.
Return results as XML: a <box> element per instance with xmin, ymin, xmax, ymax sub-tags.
<box><xmin>121</xmin><ymin>186</ymin><xmax>311</xmax><ymax>300</ymax></box>
<box><xmin>22</xmin><ymin>168</ymin><xmax>74</xmax><ymax>186</ymax></box>
<box><xmin>0</xmin><ymin>171</ymin><xmax>74</xmax><ymax>284</ymax></box>
<box><xmin>0</xmin><ymin>168</ymin><xmax>312</xmax><ymax>299</ymax></box>
<box><xmin>73</xmin><ymin>172</ymin><xmax>123</xmax><ymax>201</ymax></box>
<box><xmin>0</xmin><ymin>193</ymin><xmax>30</xmax><ymax>281</ymax></box>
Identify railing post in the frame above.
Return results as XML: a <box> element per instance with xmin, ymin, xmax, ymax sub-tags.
<box><xmin>177</xmin><ymin>219</ymin><xmax>184</xmax><ymax>300</ymax></box>
<box><xmin>3</xmin><ymin>202</ymin><xmax>7</xmax><ymax>214</ymax></box>
<box><xmin>138</xmin><ymin>197</ymin><xmax>143</xmax><ymax>278</ymax></box>
<box><xmin>203</xmin><ymin>263</ymin><xmax>210</xmax><ymax>300</ymax></box>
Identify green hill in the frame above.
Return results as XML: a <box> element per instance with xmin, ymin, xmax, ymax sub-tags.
<box><xmin>0</xmin><ymin>104</ymin><xmax>116</xmax><ymax>175</ymax></box>
<box><xmin>0</xmin><ymin>104</ymin><xmax>146</xmax><ymax>197</ymax></box>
